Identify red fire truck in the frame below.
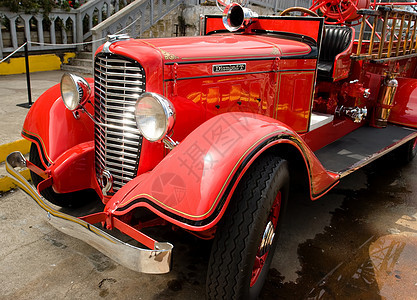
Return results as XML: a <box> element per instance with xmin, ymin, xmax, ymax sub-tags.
<box><xmin>6</xmin><ymin>0</ymin><xmax>417</xmax><ymax>298</ymax></box>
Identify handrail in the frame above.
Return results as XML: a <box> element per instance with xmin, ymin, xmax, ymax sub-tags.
<box><xmin>91</xmin><ymin>0</ymin><xmax>185</xmax><ymax>56</ymax></box>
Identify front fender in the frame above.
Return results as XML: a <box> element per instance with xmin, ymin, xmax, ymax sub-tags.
<box><xmin>21</xmin><ymin>78</ymin><xmax>95</xmax><ymax>168</ymax></box>
<box><xmin>107</xmin><ymin>113</ymin><xmax>339</xmax><ymax>231</ymax></box>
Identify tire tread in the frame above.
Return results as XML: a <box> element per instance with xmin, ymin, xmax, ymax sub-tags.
<box><xmin>206</xmin><ymin>155</ymin><xmax>287</xmax><ymax>300</ymax></box>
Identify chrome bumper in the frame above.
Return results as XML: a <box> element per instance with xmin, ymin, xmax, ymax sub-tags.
<box><xmin>5</xmin><ymin>151</ymin><xmax>173</xmax><ymax>274</ymax></box>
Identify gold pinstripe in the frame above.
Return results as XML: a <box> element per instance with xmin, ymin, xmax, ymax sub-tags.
<box><xmin>22</xmin><ymin>128</ymin><xmax>54</xmax><ymax>164</ymax></box>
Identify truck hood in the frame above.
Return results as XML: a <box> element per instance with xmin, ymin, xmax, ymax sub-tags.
<box><xmin>101</xmin><ymin>33</ymin><xmax>315</xmax><ymax>65</ymax></box>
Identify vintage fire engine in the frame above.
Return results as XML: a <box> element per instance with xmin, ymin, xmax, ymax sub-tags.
<box><xmin>6</xmin><ymin>0</ymin><xmax>417</xmax><ymax>298</ymax></box>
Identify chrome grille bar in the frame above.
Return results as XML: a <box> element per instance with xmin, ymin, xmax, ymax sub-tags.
<box><xmin>94</xmin><ymin>53</ymin><xmax>146</xmax><ymax>194</ymax></box>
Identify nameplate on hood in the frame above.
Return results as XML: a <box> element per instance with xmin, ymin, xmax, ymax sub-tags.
<box><xmin>212</xmin><ymin>63</ymin><xmax>246</xmax><ymax>73</ymax></box>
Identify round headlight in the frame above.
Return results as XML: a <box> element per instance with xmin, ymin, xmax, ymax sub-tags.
<box><xmin>60</xmin><ymin>73</ymin><xmax>91</xmax><ymax>111</ymax></box>
<box><xmin>134</xmin><ymin>93</ymin><xmax>175</xmax><ymax>142</ymax></box>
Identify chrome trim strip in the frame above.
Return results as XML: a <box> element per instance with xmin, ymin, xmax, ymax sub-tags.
<box><xmin>95</xmin><ymin>62</ymin><xmax>142</xmax><ymax>71</ymax></box>
<box><xmin>5</xmin><ymin>152</ymin><xmax>173</xmax><ymax>274</ymax></box>
<box><xmin>104</xmin><ymin>160</ymin><xmax>136</xmax><ymax>170</ymax></box>
<box><xmin>103</xmin><ymin>78</ymin><xmax>144</xmax><ymax>85</ymax></box>
<box><xmin>94</xmin><ymin>95</ymin><xmax>134</xmax><ymax>105</ymax></box>
<box><xmin>96</xmin><ymin>84</ymin><xmax>143</xmax><ymax>93</ymax></box>
<box><xmin>97</xmin><ymin>139</ymin><xmax>139</xmax><ymax>153</ymax></box>
<box><xmin>83</xmin><ymin>108</ymin><xmax>141</xmax><ymax>135</ymax></box>
<box><xmin>103</xmin><ymin>166</ymin><xmax>135</xmax><ymax>176</ymax></box>
<box><xmin>94</xmin><ymin>68</ymin><xmax>144</xmax><ymax>79</ymax></box>
<box><xmin>98</xmin><ymin>91</ymin><xmax>141</xmax><ymax>100</ymax></box>
<box><xmin>100</xmin><ymin>148</ymin><xmax>138</xmax><ymax>159</ymax></box>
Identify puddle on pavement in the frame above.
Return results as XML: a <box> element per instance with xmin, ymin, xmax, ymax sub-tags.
<box><xmin>369</xmin><ymin>233</ymin><xmax>417</xmax><ymax>299</ymax></box>
<box><xmin>261</xmin><ymin>157</ymin><xmax>417</xmax><ymax>299</ymax></box>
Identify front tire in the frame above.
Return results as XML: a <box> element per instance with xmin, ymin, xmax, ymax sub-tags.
<box><xmin>29</xmin><ymin>143</ymin><xmax>97</xmax><ymax>208</ymax></box>
<box><xmin>206</xmin><ymin>155</ymin><xmax>289</xmax><ymax>300</ymax></box>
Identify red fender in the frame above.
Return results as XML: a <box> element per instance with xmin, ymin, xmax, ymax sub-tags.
<box><xmin>21</xmin><ymin>79</ymin><xmax>95</xmax><ymax>168</ymax></box>
<box><xmin>389</xmin><ymin>78</ymin><xmax>417</xmax><ymax>129</ymax></box>
<box><xmin>106</xmin><ymin>112</ymin><xmax>339</xmax><ymax>231</ymax></box>
<box><xmin>47</xmin><ymin>141</ymin><xmax>99</xmax><ymax>194</ymax></box>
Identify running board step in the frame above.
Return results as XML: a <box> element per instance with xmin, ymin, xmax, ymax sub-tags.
<box><xmin>314</xmin><ymin>125</ymin><xmax>417</xmax><ymax>177</ymax></box>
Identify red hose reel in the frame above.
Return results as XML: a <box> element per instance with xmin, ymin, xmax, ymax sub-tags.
<box><xmin>310</xmin><ymin>0</ymin><xmax>370</xmax><ymax>24</ymax></box>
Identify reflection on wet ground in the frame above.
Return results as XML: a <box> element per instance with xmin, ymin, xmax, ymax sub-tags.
<box><xmin>370</xmin><ymin>233</ymin><xmax>417</xmax><ymax>299</ymax></box>
<box><xmin>261</xmin><ymin>156</ymin><xmax>417</xmax><ymax>299</ymax></box>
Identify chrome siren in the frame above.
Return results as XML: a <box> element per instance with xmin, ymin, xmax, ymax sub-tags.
<box><xmin>222</xmin><ymin>3</ymin><xmax>258</xmax><ymax>32</ymax></box>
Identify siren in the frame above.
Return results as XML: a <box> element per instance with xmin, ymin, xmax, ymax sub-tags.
<box><xmin>222</xmin><ymin>3</ymin><xmax>258</xmax><ymax>32</ymax></box>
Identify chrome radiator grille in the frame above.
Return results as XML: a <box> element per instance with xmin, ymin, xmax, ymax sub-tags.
<box><xmin>94</xmin><ymin>53</ymin><xmax>145</xmax><ymax>193</ymax></box>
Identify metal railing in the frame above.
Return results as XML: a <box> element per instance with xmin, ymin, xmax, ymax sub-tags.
<box><xmin>91</xmin><ymin>0</ymin><xmax>184</xmax><ymax>55</ymax></box>
<box><xmin>0</xmin><ymin>0</ymin><xmax>128</xmax><ymax>58</ymax></box>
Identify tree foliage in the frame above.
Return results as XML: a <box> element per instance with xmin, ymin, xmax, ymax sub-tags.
<box><xmin>0</xmin><ymin>0</ymin><xmax>76</xmax><ymax>14</ymax></box>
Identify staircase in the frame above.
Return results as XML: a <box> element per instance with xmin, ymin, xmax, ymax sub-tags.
<box><xmin>61</xmin><ymin>52</ymin><xmax>93</xmax><ymax>75</ymax></box>
<box><xmin>61</xmin><ymin>0</ymin><xmax>188</xmax><ymax>75</ymax></box>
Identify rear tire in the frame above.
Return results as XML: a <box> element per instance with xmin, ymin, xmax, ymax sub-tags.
<box><xmin>206</xmin><ymin>155</ymin><xmax>289</xmax><ymax>300</ymax></box>
<box><xmin>395</xmin><ymin>137</ymin><xmax>417</xmax><ymax>164</ymax></box>
<box><xmin>29</xmin><ymin>143</ymin><xmax>97</xmax><ymax>208</ymax></box>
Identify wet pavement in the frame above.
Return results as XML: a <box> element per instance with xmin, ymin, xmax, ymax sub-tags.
<box><xmin>0</xmin><ymin>149</ymin><xmax>416</xmax><ymax>299</ymax></box>
<box><xmin>264</xmin><ymin>154</ymin><xmax>417</xmax><ymax>300</ymax></box>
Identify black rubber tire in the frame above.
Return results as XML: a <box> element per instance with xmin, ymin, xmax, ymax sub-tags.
<box><xmin>29</xmin><ymin>143</ymin><xmax>97</xmax><ymax>208</ymax></box>
<box><xmin>394</xmin><ymin>137</ymin><xmax>417</xmax><ymax>164</ymax></box>
<box><xmin>206</xmin><ymin>155</ymin><xmax>289</xmax><ymax>300</ymax></box>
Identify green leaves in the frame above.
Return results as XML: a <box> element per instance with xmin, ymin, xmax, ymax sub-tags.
<box><xmin>0</xmin><ymin>0</ymin><xmax>75</xmax><ymax>14</ymax></box>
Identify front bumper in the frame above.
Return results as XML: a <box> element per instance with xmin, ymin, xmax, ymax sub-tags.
<box><xmin>5</xmin><ymin>151</ymin><xmax>173</xmax><ymax>274</ymax></box>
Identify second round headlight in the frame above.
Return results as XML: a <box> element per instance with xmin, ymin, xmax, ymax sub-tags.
<box><xmin>134</xmin><ymin>93</ymin><xmax>175</xmax><ymax>142</ymax></box>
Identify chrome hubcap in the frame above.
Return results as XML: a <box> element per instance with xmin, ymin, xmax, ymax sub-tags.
<box><xmin>258</xmin><ymin>221</ymin><xmax>275</xmax><ymax>257</ymax></box>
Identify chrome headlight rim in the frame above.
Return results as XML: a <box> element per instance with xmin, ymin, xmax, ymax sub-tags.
<box><xmin>60</xmin><ymin>73</ymin><xmax>91</xmax><ymax>111</ymax></box>
<box><xmin>134</xmin><ymin>92</ymin><xmax>176</xmax><ymax>142</ymax></box>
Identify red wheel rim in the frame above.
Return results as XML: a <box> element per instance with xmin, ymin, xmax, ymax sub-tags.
<box><xmin>250</xmin><ymin>191</ymin><xmax>281</xmax><ymax>287</ymax></box>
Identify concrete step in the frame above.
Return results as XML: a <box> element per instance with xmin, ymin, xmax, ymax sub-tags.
<box><xmin>61</xmin><ymin>64</ymin><xmax>93</xmax><ymax>76</ymax></box>
<box><xmin>62</xmin><ymin>51</ymin><xmax>93</xmax><ymax>75</ymax></box>
<box><xmin>77</xmin><ymin>52</ymin><xmax>93</xmax><ymax>60</ymax></box>
<box><xmin>71</xmin><ymin>58</ymin><xmax>93</xmax><ymax>68</ymax></box>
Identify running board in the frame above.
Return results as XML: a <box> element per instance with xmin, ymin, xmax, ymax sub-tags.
<box><xmin>314</xmin><ymin>125</ymin><xmax>417</xmax><ymax>177</ymax></box>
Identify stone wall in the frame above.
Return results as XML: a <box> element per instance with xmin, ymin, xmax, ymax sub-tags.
<box><xmin>141</xmin><ymin>3</ymin><xmax>276</xmax><ymax>38</ymax></box>
<box><xmin>183</xmin><ymin>4</ymin><xmax>276</xmax><ymax>36</ymax></box>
